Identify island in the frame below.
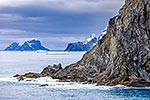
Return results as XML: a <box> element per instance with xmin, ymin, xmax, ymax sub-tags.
<box><xmin>4</xmin><ymin>39</ymin><xmax>50</xmax><ymax>51</ymax></box>
<box><xmin>65</xmin><ymin>33</ymin><xmax>97</xmax><ymax>51</ymax></box>
<box><xmin>14</xmin><ymin>0</ymin><xmax>150</xmax><ymax>87</ymax></box>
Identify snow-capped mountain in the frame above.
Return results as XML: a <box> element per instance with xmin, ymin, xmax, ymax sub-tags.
<box><xmin>65</xmin><ymin>34</ymin><xmax>97</xmax><ymax>51</ymax></box>
<box><xmin>4</xmin><ymin>39</ymin><xmax>50</xmax><ymax>51</ymax></box>
<box><xmin>98</xmin><ymin>26</ymin><xmax>107</xmax><ymax>40</ymax></box>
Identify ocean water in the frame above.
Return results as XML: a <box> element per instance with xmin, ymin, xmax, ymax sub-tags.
<box><xmin>0</xmin><ymin>51</ymin><xmax>150</xmax><ymax>100</ymax></box>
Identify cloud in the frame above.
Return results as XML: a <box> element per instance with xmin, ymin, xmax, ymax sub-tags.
<box><xmin>0</xmin><ymin>8</ymin><xmax>112</xmax><ymax>34</ymax></box>
<box><xmin>0</xmin><ymin>28</ymin><xmax>87</xmax><ymax>50</ymax></box>
<box><xmin>0</xmin><ymin>28</ymin><xmax>27</xmax><ymax>34</ymax></box>
<box><xmin>0</xmin><ymin>0</ymin><xmax>125</xmax><ymax>50</ymax></box>
<box><xmin>0</xmin><ymin>28</ymin><xmax>86</xmax><ymax>42</ymax></box>
<box><xmin>43</xmin><ymin>36</ymin><xmax>85</xmax><ymax>43</ymax></box>
<box><xmin>46</xmin><ymin>0</ymin><xmax>124</xmax><ymax>13</ymax></box>
<box><xmin>0</xmin><ymin>14</ymin><xmax>44</xmax><ymax>23</ymax></box>
<box><xmin>0</xmin><ymin>0</ymin><xmax>124</xmax><ymax>13</ymax></box>
<box><xmin>0</xmin><ymin>0</ymin><xmax>124</xmax><ymax>34</ymax></box>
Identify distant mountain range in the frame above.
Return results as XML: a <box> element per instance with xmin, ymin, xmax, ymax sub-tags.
<box><xmin>65</xmin><ymin>33</ymin><xmax>98</xmax><ymax>51</ymax></box>
<box><xmin>4</xmin><ymin>39</ymin><xmax>50</xmax><ymax>51</ymax></box>
<box><xmin>4</xmin><ymin>34</ymin><xmax>99</xmax><ymax>51</ymax></box>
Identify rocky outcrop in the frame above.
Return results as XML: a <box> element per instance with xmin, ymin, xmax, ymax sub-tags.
<box><xmin>54</xmin><ymin>63</ymin><xmax>96</xmax><ymax>82</ymax></box>
<box><xmin>14</xmin><ymin>64</ymin><xmax>62</xmax><ymax>80</ymax></box>
<box><xmin>39</xmin><ymin>84</ymin><xmax>49</xmax><ymax>87</ymax></box>
<box><xmin>14</xmin><ymin>0</ymin><xmax>150</xmax><ymax>87</ymax></box>
<box><xmin>41</xmin><ymin>64</ymin><xmax>62</xmax><ymax>75</ymax></box>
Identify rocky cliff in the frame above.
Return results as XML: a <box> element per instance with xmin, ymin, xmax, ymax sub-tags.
<box><xmin>56</xmin><ymin>0</ymin><xmax>150</xmax><ymax>86</ymax></box>
<box><xmin>15</xmin><ymin>0</ymin><xmax>150</xmax><ymax>87</ymax></box>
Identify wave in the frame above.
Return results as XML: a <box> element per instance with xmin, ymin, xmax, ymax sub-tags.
<box><xmin>0</xmin><ymin>77</ymin><xmax>149</xmax><ymax>90</ymax></box>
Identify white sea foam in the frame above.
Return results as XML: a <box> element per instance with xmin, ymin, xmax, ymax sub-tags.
<box><xmin>46</xmin><ymin>52</ymin><xmax>70</xmax><ymax>55</ymax></box>
<box><xmin>0</xmin><ymin>77</ymin><xmax>18</xmax><ymax>82</ymax></box>
<box><xmin>0</xmin><ymin>77</ymin><xmax>128</xmax><ymax>90</ymax></box>
<box><xmin>1</xmin><ymin>77</ymin><xmax>150</xmax><ymax>90</ymax></box>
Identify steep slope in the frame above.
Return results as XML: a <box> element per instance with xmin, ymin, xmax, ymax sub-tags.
<box><xmin>65</xmin><ymin>34</ymin><xmax>97</xmax><ymax>51</ymax></box>
<box><xmin>5</xmin><ymin>39</ymin><xmax>50</xmax><ymax>51</ymax></box>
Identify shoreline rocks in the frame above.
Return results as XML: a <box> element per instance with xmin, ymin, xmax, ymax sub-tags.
<box><xmin>14</xmin><ymin>63</ymin><xmax>150</xmax><ymax>87</ymax></box>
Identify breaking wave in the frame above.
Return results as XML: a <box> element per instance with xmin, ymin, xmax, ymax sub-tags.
<box><xmin>0</xmin><ymin>77</ymin><xmax>145</xmax><ymax>90</ymax></box>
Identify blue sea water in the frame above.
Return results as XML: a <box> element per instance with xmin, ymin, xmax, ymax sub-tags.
<box><xmin>0</xmin><ymin>51</ymin><xmax>150</xmax><ymax>100</ymax></box>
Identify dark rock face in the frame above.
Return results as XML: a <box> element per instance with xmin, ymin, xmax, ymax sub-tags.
<box><xmin>55</xmin><ymin>63</ymin><xmax>96</xmax><ymax>82</ymax></box>
<box><xmin>41</xmin><ymin>64</ymin><xmax>62</xmax><ymax>75</ymax></box>
<box><xmin>4</xmin><ymin>39</ymin><xmax>50</xmax><ymax>51</ymax></box>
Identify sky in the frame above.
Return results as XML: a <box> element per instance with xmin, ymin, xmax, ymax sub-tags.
<box><xmin>0</xmin><ymin>0</ymin><xmax>124</xmax><ymax>50</ymax></box>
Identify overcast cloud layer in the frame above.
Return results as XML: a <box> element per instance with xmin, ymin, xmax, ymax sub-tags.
<box><xmin>0</xmin><ymin>0</ymin><xmax>124</xmax><ymax>50</ymax></box>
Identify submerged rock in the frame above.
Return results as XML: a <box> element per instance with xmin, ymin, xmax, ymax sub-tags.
<box><xmin>17</xmin><ymin>75</ymin><xmax>25</xmax><ymax>81</ymax></box>
<box><xmin>39</xmin><ymin>84</ymin><xmax>49</xmax><ymax>87</ymax></box>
